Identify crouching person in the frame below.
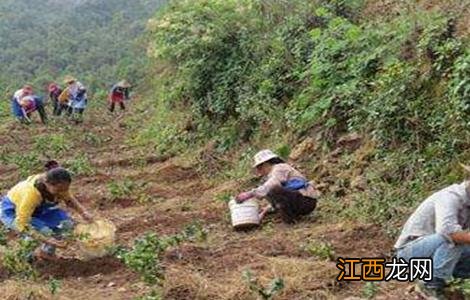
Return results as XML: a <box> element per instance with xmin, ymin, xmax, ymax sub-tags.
<box><xmin>235</xmin><ymin>149</ymin><xmax>318</xmax><ymax>223</ymax></box>
<box><xmin>395</xmin><ymin>166</ymin><xmax>470</xmax><ymax>299</ymax></box>
<box><xmin>0</xmin><ymin>167</ymin><xmax>93</xmax><ymax>260</ymax></box>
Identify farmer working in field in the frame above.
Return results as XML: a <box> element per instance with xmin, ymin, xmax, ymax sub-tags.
<box><xmin>0</xmin><ymin>162</ymin><xmax>94</xmax><ymax>260</ymax></box>
<box><xmin>235</xmin><ymin>149</ymin><xmax>318</xmax><ymax>223</ymax></box>
<box><xmin>395</xmin><ymin>164</ymin><xmax>470</xmax><ymax>299</ymax></box>
<box><xmin>12</xmin><ymin>85</ymin><xmax>48</xmax><ymax>124</ymax></box>
<box><xmin>61</xmin><ymin>75</ymin><xmax>88</xmax><ymax>122</ymax></box>
<box><xmin>108</xmin><ymin>80</ymin><xmax>131</xmax><ymax>112</ymax></box>
<box><xmin>48</xmin><ymin>83</ymin><xmax>64</xmax><ymax>116</ymax></box>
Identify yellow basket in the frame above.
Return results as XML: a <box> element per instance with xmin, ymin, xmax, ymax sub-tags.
<box><xmin>74</xmin><ymin>219</ymin><xmax>116</xmax><ymax>260</ymax></box>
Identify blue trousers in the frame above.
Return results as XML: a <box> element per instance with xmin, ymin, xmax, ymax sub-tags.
<box><xmin>0</xmin><ymin>196</ymin><xmax>73</xmax><ymax>255</ymax></box>
<box><xmin>397</xmin><ymin>233</ymin><xmax>470</xmax><ymax>281</ymax></box>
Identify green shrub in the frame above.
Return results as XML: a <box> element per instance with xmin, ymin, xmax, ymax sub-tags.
<box><xmin>115</xmin><ymin>233</ymin><xmax>167</xmax><ymax>285</ymax></box>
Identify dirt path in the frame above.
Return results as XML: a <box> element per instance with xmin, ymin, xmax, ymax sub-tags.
<box><xmin>0</xmin><ymin>103</ymin><xmax>412</xmax><ymax>299</ymax></box>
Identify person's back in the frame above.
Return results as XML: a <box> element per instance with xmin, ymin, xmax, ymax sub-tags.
<box><xmin>395</xmin><ymin>179</ymin><xmax>470</xmax><ymax>298</ymax></box>
<box><xmin>395</xmin><ymin>182</ymin><xmax>470</xmax><ymax>250</ymax></box>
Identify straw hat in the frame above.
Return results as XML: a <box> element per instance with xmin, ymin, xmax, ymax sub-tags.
<box><xmin>116</xmin><ymin>80</ymin><xmax>131</xmax><ymax>88</ymax></box>
<box><xmin>64</xmin><ymin>75</ymin><xmax>76</xmax><ymax>84</ymax></box>
<box><xmin>253</xmin><ymin>149</ymin><xmax>279</xmax><ymax>168</ymax></box>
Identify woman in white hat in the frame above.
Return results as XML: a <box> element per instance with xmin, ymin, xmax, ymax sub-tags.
<box><xmin>235</xmin><ymin>149</ymin><xmax>317</xmax><ymax>223</ymax></box>
<box><xmin>62</xmin><ymin>76</ymin><xmax>88</xmax><ymax>122</ymax></box>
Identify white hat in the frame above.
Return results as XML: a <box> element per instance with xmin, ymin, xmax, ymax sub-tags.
<box><xmin>253</xmin><ymin>149</ymin><xmax>279</xmax><ymax>168</ymax></box>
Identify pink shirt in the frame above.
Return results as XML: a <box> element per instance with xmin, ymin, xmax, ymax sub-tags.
<box><xmin>251</xmin><ymin>163</ymin><xmax>317</xmax><ymax>199</ymax></box>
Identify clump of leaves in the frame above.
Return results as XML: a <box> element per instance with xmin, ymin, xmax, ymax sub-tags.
<box><xmin>448</xmin><ymin>278</ymin><xmax>470</xmax><ymax>297</ymax></box>
<box><xmin>302</xmin><ymin>240</ymin><xmax>335</xmax><ymax>261</ymax></box>
<box><xmin>34</xmin><ymin>134</ymin><xmax>71</xmax><ymax>155</ymax></box>
<box><xmin>115</xmin><ymin>232</ymin><xmax>169</xmax><ymax>285</ymax></box>
<box><xmin>2</xmin><ymin>238</ymin><xmax>39</xmax><ymax>279</ymax></box>
<box><xmin>6</xmin><ymin>153</ymin><xmax>41</xmax><ymax>178</ymax></box>
<box><xmin>66</xmin><ymin>154</ymin><xmax>95</xmax><ymax>176</ymax></box>
<box><xmin>83</xmin><ymin>132</ymin><xmax>105</xmax><ymax>147</ymax></box>
<box><xmin>275</xmin><ymin>144</ymin><xmax>291</xmax><ymax>160</ymax></box>
<box><xmin>179</xmin><ymin>221</ymin><xmax>208</xmax><ymax>243</ymax></box>
<box><xmin>215</xmin><ymin>192</ymin><xmax>232</xmax><ymax>203</ymax></box>
<box><xmin>116</xmin><ymin>222</ymin><xmax>209</xmax><ymax>285</ymax></box>
<box><xmin>243</xmin><ymin>270</ymin><xmax>285</xmax><ymax>300</ymax></box>
<box><xmin>48</xmin><ymin>278</ymin><xmax>62</xmax><ymax>295</ymax></box>
<box><xmin>362</xmin><ymin>282</ymin><xmax>378</xmax><ymax>299</ymax></box>
<box><xmin>107</xmin><ymin>179</ymin><xmax>136</xmax><ymax>200</ymax></box>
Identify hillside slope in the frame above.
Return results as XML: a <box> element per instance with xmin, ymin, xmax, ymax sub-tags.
<box><xmin>0</xmin><ymin>93</ymin><xmax>411</xmax><ymax>300</ymax></box>
<box><xmin>0</xmin><ymin>0</ymin><xmax>469</xmax><ymax>299</ymax></box>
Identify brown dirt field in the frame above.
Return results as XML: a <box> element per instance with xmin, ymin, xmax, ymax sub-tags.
<box><xmin>0</xmin><ymin>103</ymin><xmax>421</xmax><ymax>299</ymax></box>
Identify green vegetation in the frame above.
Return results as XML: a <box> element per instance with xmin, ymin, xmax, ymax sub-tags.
<box><xmin>107</xmin><ymin>179</ymin><xmax>136</xmax><ymax>200</ymax></box>
<box><xmin>362</xmin><ymin>282</ymin><xmax>378</xmax><ymax>299</ymax></box>
<box><xmin>141</xmin><ymin>0</ymin><xmax>470</xmax><ymax>231</ymax></box>
<box><xmin>243</xmin><ymin>270</ymin><xmax>285</xmax><ymax>300</ymax></box>
<box><xmin>302</xmin><ymin>240</ymin><xmax>335</xmax><ymax>261</ymax></box>
<box><xmin>2</xmin><ymin>238</ymin><xmax>39</xmax><ymax>279</ymax></box>
<box><xmin>34</xmin><ymin>134</ymin><xmax>71</xmax><ymax>156</ymax></box>
<box><xmin>0</xmin><ymin>0</ymin><xmax>167</xmax><ymax>93</ymax></box>
<box><xmin>47</xmin><ymin>278</ymin><xmax>62</xmax><ymax>295</ymax></box>
<box><xmin>1</xmin><ymin>153</ymin><xmax>41</xmax><ymax>178</ymax></box>
<box><xmin>116</xmin><ymin>222</ymin><xmax>208</xmax><ymax>285</ymax></box>
<box><xmin>115</xmin><ymin>232</ymin><xmax>167</xmax><ymax>285</ymax></box>
<box><xmin>66</xmin><ymin>154</ymin><xmax>95</xmax><ymax>176</ymax></box>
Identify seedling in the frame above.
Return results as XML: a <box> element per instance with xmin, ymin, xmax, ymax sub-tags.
<box><xmin>107</xmin><ymin>179</ymin><xmax>136</xmax><ymax>200</ymax></box>
<box><xmin>243</xmin><ymin>269</ymin><xmax>285</xmax><ymax>300</ymax></box>
<box><xmin>48</xmin><ymin>278</ymin><xmax>62</xmax><ymax>295</ymax></box>
<box><xmin>302</xmin><ymin>240</ymin><xmax>335</xmax><ymax>261</ymax></box>
<box><xmin>2</xmin><ymin>238</ymin><xmax>39</xmax><ymax>279</ymax></box>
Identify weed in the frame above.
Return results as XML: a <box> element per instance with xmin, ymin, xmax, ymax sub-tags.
<box><xmin>6</xmin><ymin>153</ymin><xmax>41</xmax><ymax>178</ymax></box>
<box><xmin>48</xmin><ymin>278</ymin><xmax>62</xmax><ymax>295</ymax></box>
<box><xmin>115</xmin><ymin>232</ymin><xmax>169</xmax><ymax>285</ymax></box>
<box><xmin>116</xmin><ymin>222</ymin><xmax>208</xmax><ymax>285</ymax></box>
<box><xmin>362</xmin><ymin>282</ymin><xmax>378</xmax><ymax>299</ymax></box>
<box><xmin>34</xmin><ymin>134</ymin><xmax>70</xmax><ymax>155</ymax></box>
<box><xmin>215</xmin><ymin>192</ymin><xmax>232</xmax><ymax>203</ymax></box>
<box><xmin>107</xmin><ymin>179</ymin><xmax>136</xmax><ymax>200</ymax></box>
<box><xmin>275</xmin><ymin>144</ymin><xmax>291</xmax><ymax>160</ymax></box>
<box><xmin>243</xmin><ymin>269</ymin><xmax>285</xmax><ymax>300</ymax></box>
<box><xmin>180</xmin><ymin>221</ymin><xmax>208</xmax><ymax>243</ymax></box>
<box><xmin>302</xmin><ymin>240</ymin><xmax>335</xmax><ymax>261</ymax></box>
<box><xmin>83</xmin><ymin>132</ymin><xmax>104</xmax><ymax>147</ymax></box>
<box><xmin>2</xmin><ymin>238</ymin><xmax>39</xmax><ymax>279</ymax></box>
<box><xmin>66</xmin><ymin>154</ymin><xmax>95</xmax><ymax>176</ymax></box>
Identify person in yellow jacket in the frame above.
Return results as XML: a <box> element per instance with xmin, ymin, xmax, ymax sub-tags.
<box><xmin>0</xmin><ymin>166</ymin><xmax>93</xmax><ymax>260</ymax></box>
<box><xmin>57</xmin><ymin>87</ymin><xmax>72</xmax><ymax>116</ymax></box>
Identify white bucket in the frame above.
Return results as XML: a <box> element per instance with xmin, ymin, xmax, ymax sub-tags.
<box><xmin>74</xmin><ymin>219</ymin><xmax>117</xmax><ymax>260</ymax></box>
<box><xmin>229</xmin><ymin>198</ymin><xmax>260</xmax><ymax>229</ymax></box>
